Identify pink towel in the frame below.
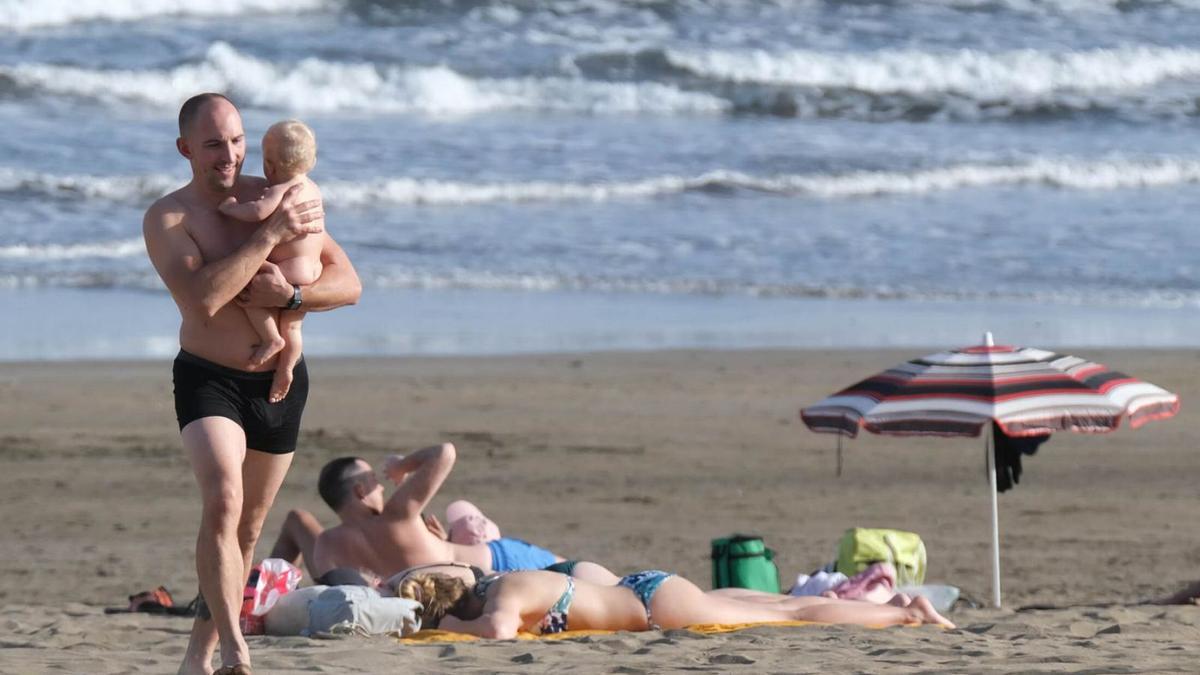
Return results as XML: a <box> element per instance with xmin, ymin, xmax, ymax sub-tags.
<box><xmin>833</xmin><ymin>562</ymin><xmax>896</xmax><ymax>603</ymax></box>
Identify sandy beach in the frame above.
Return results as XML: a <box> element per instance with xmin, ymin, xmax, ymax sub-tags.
<box><xmin>2</xmin><ymin>349</ymin><xmax>1198</xmax><ymax>673</ymax></box>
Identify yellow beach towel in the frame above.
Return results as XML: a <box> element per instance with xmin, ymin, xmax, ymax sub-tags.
<box><xmin>399</xmin><ymin>621</ymin><xmax>819</xmax><ymax>643</ymax></box>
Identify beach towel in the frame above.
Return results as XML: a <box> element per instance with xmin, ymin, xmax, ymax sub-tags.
<box><xmin>399</xmin><ymin>620</ymin><xmax>822</xmax><ymax>643</ymax></box>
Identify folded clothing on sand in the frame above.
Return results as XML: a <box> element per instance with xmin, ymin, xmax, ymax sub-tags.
<box><xmin>264</xmin><ymin>585</ymin><xmax>423</xmax><ymax>637</ymax></box>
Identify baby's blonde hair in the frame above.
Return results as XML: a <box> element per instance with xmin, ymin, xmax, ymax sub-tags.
<box><xmin>395</xmin><ymin>573</ymin><xmax>469</xmax><ymax>628</ymax></box>
<box><xmin>264</xmin><ymin>119</ymin><xmax>317</xmax><ymax>180</ymax></box>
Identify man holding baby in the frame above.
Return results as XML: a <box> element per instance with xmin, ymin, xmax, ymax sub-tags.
<box><xmin>143</xmin><ymin>92</ymin><xmax>361</xmax><ymax>675</ymax></box>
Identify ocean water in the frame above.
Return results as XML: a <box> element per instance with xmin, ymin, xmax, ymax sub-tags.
<box><xmin>3</xmin><ymin>0</ymin><xmax>1200</xmax><ymax>358</ymax></box>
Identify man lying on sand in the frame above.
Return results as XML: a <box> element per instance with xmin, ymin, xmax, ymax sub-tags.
<box><xmin>270</xmin><ymin>443</ymin><xmax>577</xmax><ymax>582</ymax></box>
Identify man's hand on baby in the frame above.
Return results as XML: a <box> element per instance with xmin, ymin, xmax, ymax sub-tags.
<box><xmin>264</xmin><ymin>184</ymin><xmax>323</xmax><ymax>243</ymax></box>
<box><xmin>236</xmin><ymin>261</ymin><xmax>291</xmax><ymax>308</ymax></box>
<box><xmin>423</xmin><ymin>513</ymin><xmax>448</xmax><ymax>541</ymax></box>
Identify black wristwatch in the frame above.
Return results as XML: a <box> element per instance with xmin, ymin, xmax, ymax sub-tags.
<box><xmin>284</xmin><ymin>284</ymin><xmax>302</xmax><ymax>310</ymax></box>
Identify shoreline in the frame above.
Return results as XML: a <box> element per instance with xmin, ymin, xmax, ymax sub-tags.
<box><xmin>7</xmin><ymin>287</ymin><xmax>1200</xmax><ymax>361</ymax></box>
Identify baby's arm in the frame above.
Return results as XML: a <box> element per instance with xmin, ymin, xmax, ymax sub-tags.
<box><xmin>219</xmin><ymin>183</ymin><xmax>293</xmax><ymax>222</ymax></box>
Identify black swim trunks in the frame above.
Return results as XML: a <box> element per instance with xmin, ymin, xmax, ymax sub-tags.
<box><xmin>173</xmin><ymin>349</ymin><xmax>309</xmax><ymax>455</ymax></box>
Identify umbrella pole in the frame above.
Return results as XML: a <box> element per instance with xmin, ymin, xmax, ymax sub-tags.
<box><xmin>985</xmin><ymin>431</ymin><xmax>1002</xmax><ymax>608</ymax></box>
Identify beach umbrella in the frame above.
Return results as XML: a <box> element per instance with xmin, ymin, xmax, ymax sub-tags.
<box><xmin>799</xmin><ymin>333</ymin><xmax>1180</xmax><ymax>607</ymax></box>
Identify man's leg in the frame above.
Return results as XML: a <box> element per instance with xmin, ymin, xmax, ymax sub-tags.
<box><xmin>178</xmin><ymin>417</ymin><xmax>249</xmax><ymax>675</ymax></box>
<box><xmin>267</xmin><ymin>509</ymin><xmax>323</xmax><ymax>580</ymax></box>
<box><xmin>237</xmin><ymin>448</ymin><xmax>295</xmax><ymax>576</ymax></box>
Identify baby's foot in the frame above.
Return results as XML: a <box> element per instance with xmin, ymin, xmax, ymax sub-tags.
<box><xmin>248</xmin><ymin>337</ymin><xmax>286</xmax><ymax>368</ymax></box>
<box><xmin>906</xmin><ymin>596</ymin><xmax>955</xmax><ymax>629</ymax></box>
<box><xmin>269</xmin><ymin>366</ymin><xmax>293</xmax><ymax>404</ymax></box>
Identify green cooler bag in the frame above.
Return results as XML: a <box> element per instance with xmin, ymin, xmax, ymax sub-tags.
<box><xmin>711</xmin><ymin>534</ymin><xmax>780</xmax><ymax>593</ymax></box>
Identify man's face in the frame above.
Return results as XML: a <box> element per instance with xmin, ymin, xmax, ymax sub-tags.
<box><xmin>178</xmin><ymin>99</ymin><xmax>245</xmax><ymax>193</ymax></box>
<box><xmin>351</xmin><ymin>460</ymin><xmax>386</xmax><ymax>514</ymax></box>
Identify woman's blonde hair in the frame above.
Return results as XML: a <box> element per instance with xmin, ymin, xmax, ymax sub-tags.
<box><xmin>395</xmin><ymin>573</ymin><xmax>470</xmax><ymax>628</ymax></box>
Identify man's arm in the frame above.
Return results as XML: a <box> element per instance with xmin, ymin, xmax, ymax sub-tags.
<box><xmin>237</xmin><ymin>233</ymin><xmax>362</xmax><ymax>312</ymax></box>
<box><xmin>379</xmin><ymin>443</ymin><xmax>457</xmax><ymax>521</ymax></box>
<box><xmin>218</xmin><ymin>183</ymin><xmax>290</xmax><ymax>223</ymax></box>
<box><xmin>143</xmin><ymin>187</ymin><xmax>322</xmax><ymax>318</ymax></box>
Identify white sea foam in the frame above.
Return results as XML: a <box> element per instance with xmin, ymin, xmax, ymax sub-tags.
<box><xmin>0</xmin><ymin>0</ymin><xmax>332</xmax><ymax>30</ymax></box>
<box><xmin>661</xmin><ymin>45</ymin><xmax>1200</xmax><ymax>98</ymax></box>
<box><xmin>8</xmin><ymin>157</ymin><xmax>1200</xmax><ymax>208</ymax></box>
<box><xmin>0</xmin><ymin>237</ymin><xmax>145</xmax><ymax>260</ymax></box>
<box><xmin>0</xmin><ymin>42</ymin><xmax>728</xmax><ymax>115</ymax></box>
<box><xmin>0</xmin><ymin>167</ymin><xmax>181</xmax><ymax>202</ymax></box>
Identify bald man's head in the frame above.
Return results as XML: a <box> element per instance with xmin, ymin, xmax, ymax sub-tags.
<box><xmin>178</xmin><ymin>92</ymin><xmax>235</xmax><ymax>137</ymax></box>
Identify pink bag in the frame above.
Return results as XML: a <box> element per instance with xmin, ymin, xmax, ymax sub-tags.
<box><xmin>239</xmin><ymin>558</ymin><xmax>302</xmax><ymax>635</ymax></box>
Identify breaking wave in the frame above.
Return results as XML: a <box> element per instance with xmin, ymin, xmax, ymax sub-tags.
<box><xmin>0</xmin><ymin>0</ymin><xmax>332</xmax><ymax>30</ymax></box>
<box><xmin>8</xmin><ymin>157</ymin><xmax>1200</xmax><ymax>208</ymax></box>
<box><xmin>0</xmin><ymin>42</ymin><xmax>727</xmax><ymax>115</ymax></box>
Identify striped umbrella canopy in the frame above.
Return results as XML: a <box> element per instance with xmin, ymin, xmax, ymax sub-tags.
<box><xmin>800</xmin><ymin>338</ymin><xmax>1179</xmax><ymax>440</ymax></box>
<box><xmin>798</xmin><ymin>334</ymin><xmax>1180</xmax><ymax>608</ymax></box>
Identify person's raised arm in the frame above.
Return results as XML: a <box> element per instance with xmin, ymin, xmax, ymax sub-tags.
<box><xmin>237</xmin><ymin>232</ymin><xmax>361</xmax><ymax>312</ymax></box>
<box><xmin>143</xmin><ymin>187</ymin><xmax>322</xmax><ymax>318</ymax></box>
<box><xmin>379</xmin><ymin>443</ymin><xmax>457</xmax><ymax>521</ymax></box>
<box><xmin>218</xmin><ymin>183</ymin><xmax>291</xmax><ymax>223</ymax></box>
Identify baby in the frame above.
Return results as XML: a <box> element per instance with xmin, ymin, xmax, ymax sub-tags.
<box><xmin>219</xmin><ymin>119</ymin><xmax>325</xmax><ymax>403</ymax></box>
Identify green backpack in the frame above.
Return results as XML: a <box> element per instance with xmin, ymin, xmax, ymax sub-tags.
<box><xmin>711</xmin><ymin>534</ymin><xmax>780</xmax><ymax>593</ymax></box>
<box><xmin>834</xmin><ymin>528</ymin><xmax>927</xmax><ymax>586</ymax></box>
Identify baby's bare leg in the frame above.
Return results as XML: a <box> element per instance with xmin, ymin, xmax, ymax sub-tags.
<box><xmin>269</xmin><ymin>311</ymin><xmax>304</xmax><ymax>403</ymax></box>
<box><xmin>244</xmin><ymin>306</ymin><xmax>286</xmax><ymax>368</ymax></box>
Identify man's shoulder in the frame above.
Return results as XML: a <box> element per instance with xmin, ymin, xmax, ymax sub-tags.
<box><xmin>143</xmin><ymin>189</ymin><xmax>190</xmax><ymax>229</ymax></box>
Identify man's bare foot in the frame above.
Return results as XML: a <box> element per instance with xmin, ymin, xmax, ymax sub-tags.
<box><xmin>907</xmin><ymin>596</ymin><xmax>955</xmax><ymax>629</ymax></box>
<box><xmin>248</xmin><ymin>337</ymin><xmax>286</xmax><ymax>369</ymax></box>
<box><xmin>214</xmin><ymin>665</ymin><xmax>252</xmax><ymax>675</ymax></box>
<box><xmin>268</xmin><ymin>366</ymin><xmax>293</xmax><ymax>403</ymax></box>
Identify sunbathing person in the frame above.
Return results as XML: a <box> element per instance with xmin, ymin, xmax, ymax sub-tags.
<box><xmin>395</xmin><ymin>569</ymin><xmax>955</xmax><ymax>638</ymax></box>
<box><xmin>303</xmin><ymin>444</ymin><xmax>578</xmax><ymax>581</ymax></box>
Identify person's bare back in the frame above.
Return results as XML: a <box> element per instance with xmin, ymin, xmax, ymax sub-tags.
<box><xmin>219</xmin><ymin>120</ymin><xmax>325</xmax><ymax>402</ymax></box>
<box><xmin>311</xmin><ymin>448</ymin><xmax>499</xmax><ymax>579</ymax></box>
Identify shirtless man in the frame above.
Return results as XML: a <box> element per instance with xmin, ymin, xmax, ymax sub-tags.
<box><xmin>143</xmin><ymin>93</ymin><xmax>361</xmax><ymax>675</ymax></box>
<box><xmin>309</xmin><ymin>443</ymin><xmax>569</xmax><ymax>580</ymax></box>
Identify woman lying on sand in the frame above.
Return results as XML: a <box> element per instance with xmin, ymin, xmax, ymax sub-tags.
<box><xmin>395</xmin><ymin>568</ymin><xmax>954</xmax><ymax>638</ymax></box>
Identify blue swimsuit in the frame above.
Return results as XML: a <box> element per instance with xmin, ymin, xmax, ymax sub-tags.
<box><xmin>474</xmin><ymin>573</ymin><xmax>576</xmax><ymax>635</ymax></box>
<box><xmin>617</xmin><ymin>570</ymin><xmax>676</xmax><ymax>629</ymax></box>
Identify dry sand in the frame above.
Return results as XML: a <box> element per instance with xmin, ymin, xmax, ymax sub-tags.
<box><xmin>2</xmin><ymin>349</ymin><xmax>1198</xmax><ymax>673</ymax></box>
